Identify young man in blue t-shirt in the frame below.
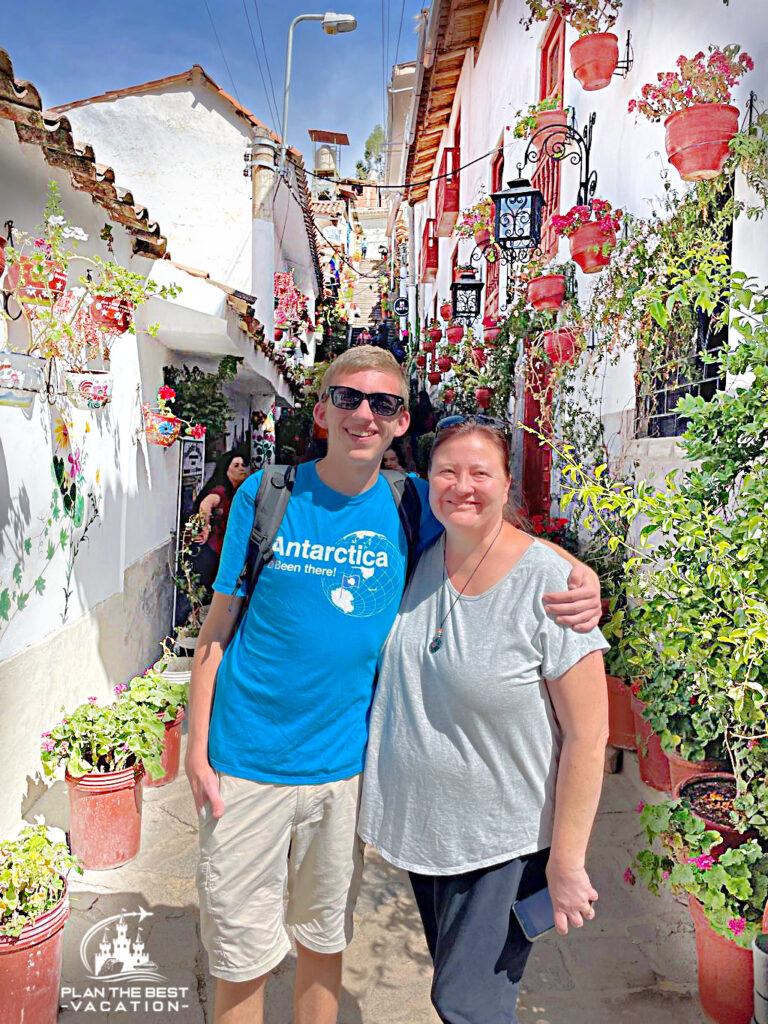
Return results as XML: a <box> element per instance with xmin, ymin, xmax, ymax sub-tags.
<box><xmin>185</xmin><ymin>347</ymin><xmax>601</xmax><ymax>1024</ymax></box>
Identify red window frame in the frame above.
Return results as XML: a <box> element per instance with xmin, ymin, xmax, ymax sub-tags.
<box><xmin>484</xmin><ymin>148</ymin><xmax>504</xmax><ymax>316</ymax></box>
<box><xmin>533</xmin><ymin>14</ymin><xmax>565</xmax><ymax>256</ymax></box>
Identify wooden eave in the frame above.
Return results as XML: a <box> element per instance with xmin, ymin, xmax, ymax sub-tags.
<box><xmin>406</xmin><ymin>0</ymin><xmax>490</xmax><ymax>204</ymax></box>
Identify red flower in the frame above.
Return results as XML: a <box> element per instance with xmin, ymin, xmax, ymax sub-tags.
<box><xmin>189</xmin><ymin>423</ymin><xmax>207</xmax><ymax>439</ymax></box>
<box><xmin>158</xmin><ymin>385</ymin><xmax>176</xmax><ymax>402</ymax></box>
<box><xmin>689</xmin><ymin>695</ymin><xmax>697</xmax><ymax>706</ymax></box>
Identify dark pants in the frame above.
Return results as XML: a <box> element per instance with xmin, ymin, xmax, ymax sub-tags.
<box><xmin>409</xmin><ymin>848</ymin><xmax>549</xmax><ymax>1024</ymax></box>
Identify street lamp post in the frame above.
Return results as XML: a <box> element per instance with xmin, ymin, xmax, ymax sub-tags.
<box><xmin>279</xmin><ymin>11</ymin><xmax>357</xmax><ymax>171</ymax></box>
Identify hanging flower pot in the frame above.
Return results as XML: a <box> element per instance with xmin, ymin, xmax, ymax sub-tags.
<box><xmin>429</xmin><ymin>327</ymin><xmax>443</xmax><ymax>345</ymax></box>
<box><xmin>483</xmin><ymin>326</ymin><xmax>501</xmax><ymax>346</ymax></box>
<box><xmin>446</xmin><ymin>324</ymin><xmax>465</xmax><ymax>344</ymax></box>
<box><xmin>454</xmin><ymin>267</ymin><xmax>477</xmax><ymax>284</ymax></box>
<box><xmin>606</xmin><ymin>675</ymin><xmax>636</xmax><ymax>751</ymax></box>
<box><xmin>274</xmin><ymin>327</ymin><xmax>283</xmax><ymax>341</ymax></box>
<box><xmin>664</xmin><ymin>103</ymin><xmax>740</xmax><ymax>182</ymax></box>
<box><xmin>143</xmin><ymin>405</ymin><xmax>183</xmax><ymax>447</ymax></box>
<box><xmin>687</xmin><ymin>895</ymin><xmax>753</xmax><ymax>1024</ymax></box>
<box><xmin>0</xmin><ymin>889</ymin><xmax>70</xmax><ymax>1024</ymax></box>
<box><xmin>443</xmin><ymin>387</ymin><xmax>456</xmax><ymax>404</ymax></box>
<box><xmin>64</xmin><ymin>370</ymin><xmax>113</xmax><ymax>410</ymax></box>
<box><xmin>533</xmin><ymin>107</ymin><xmax>569</xmax><ymax>142</ymax></box>
<box><xmin>437</xmin><ymin>355</ymin><xmax>453</xmax><ymax>372</ymax></box>
<box><xmin>0</xmin><ymin>351</ymin><xmax>45</xmax><ymax>409</ymax></box>
<box><xmin>473</xmin><ymin>227</ymin><xmax>491</xmax><ymax>247</ymax></box>
<box><xmin>144</xmin><ymin>707</ymin><xmax>186</xmax><ymax>788</ymax></box>
<box><xmin>65</xmin><ymin>764</ymin><xmax>144</xmax><ymax>869</ymax></box>
<box><xmin>440</xmin><ymin>301</ymin><xmax>453</xmax><ymax>321</ymax></box>
<box><xmin>89</xmin><ymin>295</ymin><xmax>132</xmax><ymax>333</ymax></box>
<box><xmin>569</xmin><ymin>32</ymin><xmax>619</xmax><ymax>91</ymax></box>
<box><xmin>527</xmin><ymin>274</ymin><xmax>566</xmax><ymax>311</ymax></box>
<box><xmin>14</xmin><ymin>258</ymin><xmax>67</xmax><ymax>305</ymax></box>
<box><xmin>415</xmin><ymin>354</ymin><xmax>427</xmax><ymax>369</ymax></box>
<box><xmin>427</xmin><ymin>370</ymin><xmax>442</xmax><ymax>385</ymax></box>
<box><xmin>569</xmin><ymin>222</ymin><xmax>616</xmax><ymax>273</ymax></box>
<box><xmin>475</xmin><ymin>386</ymin><xmax>492</xmax><ymax>409</ymax></box>
<box><xmin>675</xmin><ymin>774</ymin><xmax>756</xmax><ymax>859</ymax></box>
<box><xmin>542</xmin><ymin>327</ymin><xmax>579</xmax><ymax>365</ymax></box>
<box><xmin>422</xmin><ymin>338</ymin><xmax>437</xmax><ymax>354</ymax></box>
<box><xmin>630</xmin><ymin>690</ymin><xmax>671</xmax><ymax>793</ymax></box>
<box><xmin>471</xmin><ymin>346</ymin><xmax>486</xmax><ymax>368</ymax></box>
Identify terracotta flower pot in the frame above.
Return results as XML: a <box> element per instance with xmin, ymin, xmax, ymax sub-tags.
<box><xmin>440</xmin><ymin>302</ymin><xmax>453</xmax><ymax>320</ymax></box>
<box><xmin>675</xmin><ymin>773</ymin><xmax>756</xmax><ymax>859</ymax></box>
<box><xmin>666</xmin><ymin>749</ymin><xmax>731</xmax><ymax>793</ymax></box>
<box><xmin>64</xmin><ymin>370</ymin><xmax>113</xmax><ymax>410</ymax></box>
<box><xmin>0</xmin><ymin>890</ymin><xmax>70</xmax><ymax>1024</ymax></box>
<box><xmin>454</xmin><ymin>268</ymin><xmax>477</xmax><ymax>284</ymax></box>
<box><xmin>630</xmin><ymin>691</ymin><xmax>671</xmax><ymax>793</ymax></box>
<box><xmin>569</xmin><ymin>222</ymin><xmax>616</xmax><ymax>273</ymax></box>
<box><xmin>415</xmin><ymin>354</ymin><xmax>427</xmax><ymax>369</ymax></box>
<box><xmin>569</xmin><ymin>32</ymin><xmax>619</xmax><ymax>91</ymax></box>
<box><xmin>15</xmin><ymin>258</ymin><xmax>67</xmax><ymax>305</ymax></box>
<box><xmin>483</xmin><ymin>326</ymin><xmax>501</xmax><ymax>345</ymax></box>
<box><xmin>274</xmin><ymin>327</ymin><xmax>283</xmax><ymax>341</ymax></box>
<box><xmin>422</xmin><ymin>338</ymin><xmax>437</xmax><ymax>354</ymax></box>
<box><xmin>429</xmin><ymin>327</ymin><xmax>443</xmax><ymax>344</ymax></box>
<box><xmin>446</xmin><ymin>325</ymin><xmax>465</xmax><ymax>344</ymax></box>
<box><xmin>542</xmin><ymin>327</ymin><xmax>579</xmax><ymax>365</ymax></box>
<box><xmin>475</xmin><ymin>386</ymin><xmax>492</xmax><ymax>409</ymax></box>
<box><xmin>143</xmin><ymin>407</ymin><xmax>182</xmax><ymax>447</ymax></box>
<box><xmin>687</xmin><ymin>895</ymin><xmax>753</xmax><ymax>1024</ymax></box>
<box><xmin>473</xmin><ymin>228</ymin><xmax>491</xmax><ymax>247</ymax></box>
<box><xmin>532</xmin><ymin>108</ymin><xmax>569</xmax><ymax>142</ymax></box>
<box><xmin>427</xmin><ymin>371</ymin><xmax>442</xmax><ymax>385</ymax></box>
<box><xmin>443</xmin><ymin>388</ymin><xmax>456</xmax><ymax>404</ymax></box>
<box><xmin>664</xmin><ymin>103</ymin><xmax>740</xmax><ymax>182</ymax></box>
<box><xmin>471</xmin><ymin>346</ymin><xmax>486</xmax><ymax>368</ymax></box>
<box><xmin>606</xmin><ymin>675</ymin><xmax>636</xmax><ymax>750</ymax></box>
<box><xmin>89</xmin><ymin>295</ymin><xmax>132</xmax><ymax>333</ymax></box>
<box><xmin>144</xmin><ymin>707</ymin><xmax>186</xmax><ymax>788</ymax></box>
<box><xmin>437</xmin><ymin>356</ymin><xmax>453</xmax><ymax>372</ymax></box>
<box><xmin>65</xmin><ymin>764</ymin><xmax>144</xmax><ymax>869</ymax></box>
<box><xmin>527</xmin><ymin>274</ymin><xmax>566</xmax><ymax>311</ymax></box>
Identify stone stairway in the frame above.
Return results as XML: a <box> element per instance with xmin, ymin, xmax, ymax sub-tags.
<box><xmin>351</xmin><ymin>258</ymin><xmax>384</xmax><ymax>334</ymax></box>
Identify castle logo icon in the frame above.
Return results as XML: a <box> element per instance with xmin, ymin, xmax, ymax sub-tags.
<box><xmin>80</xmin><ymin>907</ymin><xmax>166</xmax><ymax>982</ymax></box>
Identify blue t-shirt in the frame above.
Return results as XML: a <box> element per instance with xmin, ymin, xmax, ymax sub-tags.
<box><xmin>209</xmin><ymin>461</ymin><xmax>438</xmax><ymax>784</ymax></box>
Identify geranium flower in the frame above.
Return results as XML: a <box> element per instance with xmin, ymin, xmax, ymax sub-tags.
<box><xmin>728</xmin><ymin>917</ymin><xmax>746</xmax><ymax>938</ymax></box>
<box><xmin>623</xmin><ymin>868</ymin><xmax>636</xmax><ymax>885</ymax></box>
<box><xmin>41</xmin><ymin>730</ymin><xmax>52</xmax><ymax>738</ymax></box>
<box><xmin>189</xmin><ymin>422</ymin><xmax>207</xmax><ymax>439</ymax></box>
<box><xmin>158</xmin><ymin>385</ymin><xmax>176</xmax><ymax>402</ymax></box>
<box><xmin>41</xmin><ymin>739</ymin><xmax>55</xmax><ymax>752</ymax></box>
<box><xmin>87</xmin><ymin>696</ymin><xmax>98</xmax><ymax>704</ymax></box>
<box><xmin>636</xmin><ymin>801</ymin><xmax>645</xmax><ymax>813</ymax></box>
<box><xmin>685</xmin><ymin>854</ymin><xmax>715</xmax><ymax>871</ymax></box>
<box><xmin>114</xmin><ymin>683</ymin><xmax>128</xmax><ymax>695</ymax></box>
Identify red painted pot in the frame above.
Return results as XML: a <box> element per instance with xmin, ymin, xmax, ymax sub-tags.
<box><xmin>475</xmin><ymin>386</ymin><xmax>492</xmax><ymax>409</ymax></box>
<box><xmin>533</xmin><ymin>108</ymin><xmax>569</xmax><ymax>140</ymax></box>
<box><xmin>483</xmin><ymin>326</ymin><xmax>501</xmax><ymax>344</ymax></box>
<box><xmin>569</xmin><ymin>222</ymin><xmax>615</xmax><ymax>273</ymax></box>
<box><xmin>0</xmin><ymin>890</ymin><xmax>70</xmax><ymax>1024</ymax></box>
<box><xmin>144</xmin><ymin>707</ymin><xmax>186</xmax><ymax>788</ymax></box>
<box><xmin>440</xmin><ymin>302</ymin><xmax>453</xmax><ymax>320</ymax></box>
<box><xmin>429</xmin><ymin>327</ymin><xmax>443</xmax><ymax>344</ymax></box>
<box><xmin>606</xmin><ymin>675</ymin><xmax>636</xmax><ymax>750</ymax></box>
<box><xmin>474</xmin><ymin>228</ymin><xmax>491</xmax><ymax>247</ymax></box>
<box><xmin>422</xmin><ymin>338</ymin><xmax>436</xmax><ymax>354</ymax></box>
<box><xmin>66</xmin><ymin>764</ymin><xmax>144</xmax><ymax>869</ymax></box>
<box><xmin>676</xmin><ymin>773</ymin><xmax>756</xmax><ymax>860</ymax></box>
<box><xmin>415</xmin><ymin>354</ymin><xmax>427</xmax><ymax>369</ymax></box>
<box><xmin>274</xmin><ymin>327</ymin><xmax>283</xmax><ymax>341</ymax></box>
<box><xmin>667</xmin><ymin>750</ymin><xmax>731</xmax><ymax>793</ymax></box>
<box><xmin>630</xmin><ymin>692</ymin><xmax>671</xmax><ymax>793</ymax></box>
<box><xmin>443</xmin><ymin>388</ymin><xmax>456</xmax><ymax>404</ymax></box>
<box><xmin>454</xmin><ymin>269</ymin><xmax>477</xmax><ymax>284</ymax></box>
<box><xmin>687</xmin><ymin>895</ymin><xmax>753</xmax><ymax>1024</ymax></box>
<box><xmin>664</xmin><ymin>103</ymin><xmax>740</xmax><ymax>182</ymax></box>
<box><xmin>427</xmin><ymin>371</ymin><xmax>442</xmax><ymax>385</ymax></box>
<box><xmin>15</xmin><ymin>258</ymin><xmax>67</xmax><ymax>305</ymax></box>
<box><xmin>527</xmin><ymin>274</ymin><xmax>566</xmax><ymax>311</ymax></box>
<box><xmin>569</xmin><ymin>32</ymin><xmax>619</xmax><ymax>91</ymax></box>
<box><xmin>446</xmin><ymin>325</ymin><xmax>465</xmax><ymax>344</ymax></box>
<box><xmin>89</xmin><ymin>294</ymin><xmax>132</xmax><ymax>333</ymax></box>
<box><xmin>471</xmin><ymin>346</ymin><xmax>486</xmax><ymax>368</ymax></box>
<box><xmin>437</xmin><ymin>356</ymin><xmax>453</xmax><ymax>372</ymax></box>
<box><xmin>143</xmin><ymin>407</ymin><xmax>182</xmax><ymax>447</ymax></box>
<box><xmin>542</xmin><ymin>327</ymin><xmax>579</xmax><ymax>365</ymax></box>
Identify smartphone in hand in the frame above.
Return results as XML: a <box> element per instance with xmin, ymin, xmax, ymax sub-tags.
<box><xmin>512</xmin><ymin>887</ymin><xmax>556</xmax><ymax>942</ymax></box>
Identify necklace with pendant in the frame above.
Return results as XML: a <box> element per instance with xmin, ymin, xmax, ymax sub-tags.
<box><xmin>428</xmin><ymin>522</ymin><xmax>504</xmax><ymax>654</ymax></box>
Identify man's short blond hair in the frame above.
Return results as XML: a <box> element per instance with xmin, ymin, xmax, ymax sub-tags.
<box><xmin>320</xmin><ymin>346</ymin><xmax>409</xmax><ymax>405</ymax></box>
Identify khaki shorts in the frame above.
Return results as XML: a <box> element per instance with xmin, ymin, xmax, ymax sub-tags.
<box><xmin>196</xmin><ymin>772</ymin><xmax>364</xmax><ymax>982</ymax></box>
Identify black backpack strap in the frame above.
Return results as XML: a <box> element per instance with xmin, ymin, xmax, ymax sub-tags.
<box><xmin>381</xmin><ymin>469</ymin><xmax>422</xmax><ymax>584</ymax></box>
<box><xmin>232</xmin><ymin>464</ymin><xmax>296</xmax><ymax>609</ymax></box>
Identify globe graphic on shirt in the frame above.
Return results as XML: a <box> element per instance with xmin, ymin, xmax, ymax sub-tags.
<box><xmin>320</xmin><ymin>530</ymin><xmax>403</xmax><ymax>618</ymax></box>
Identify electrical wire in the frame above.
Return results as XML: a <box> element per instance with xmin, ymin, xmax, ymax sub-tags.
<box><xmin>252</xmin><ymin>0</ymin><xmax>282</xmax><ymax>132</ymax></box>
<box><xmin>306</xmin><ymin>144</ymin><xmax>504</xmax><ymax>191</ymax></box>
<box><xmin>241</xmin><ymin>0</ymin><xmax>280</xmax><ymax>131</ymax></box>
<box><xmin>201</xmin><ymin>0</ymin><xmax>243</xmax><ymax>106</ymax></box>
<box><xmin>393</xmin><ymin>0</ymin><xmax>407</xmax><ymax>69</ymax></box>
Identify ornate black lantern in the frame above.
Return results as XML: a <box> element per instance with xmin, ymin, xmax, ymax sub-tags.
<box><xmin>489</xmin><ymin>178</ymin><xmax>545</xmax><ymax>262</ymax></box>
<box><xmin>450</xmin><ymin>273</ymin><xmax>484</xmax><ymax>324</ymax></box>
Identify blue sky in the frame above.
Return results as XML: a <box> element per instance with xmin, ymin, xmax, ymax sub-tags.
<box><xmin>2</xmin><ymin>0</ymin><xmax>426</xmax><ymax>177</ymax></box>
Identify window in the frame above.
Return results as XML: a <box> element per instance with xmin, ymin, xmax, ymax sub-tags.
<box><xmin>485</xmin><ymin>148</ymin><xmax>504</xmax><ymax>315</ymax></box>
<box><xmin>533</xmin><ymin>14</ymin><xmax>565</xmax><ymax>255</ymax></box>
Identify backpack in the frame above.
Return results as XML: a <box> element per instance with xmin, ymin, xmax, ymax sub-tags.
<box><xmin>232</xmin><ymin>464</ymin><xmax>422</xmax><ymax>617</ymax></box>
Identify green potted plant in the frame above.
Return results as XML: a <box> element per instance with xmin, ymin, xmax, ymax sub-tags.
<box><xmin>628</xmin><ymin>45</ymin><xmax>754</xmax><ymax>181</ymax></box>
<box><xmin>521</xmin><ymin>0</ymin><xmax>623</xmax><ymax>91</ymax></box>
<box><xmin>0</xmin><ymin>826</ymin><xmax>81</xmax><ymax>1024</ymax></box>
<box><xmin>456</xmin><ymin>198</ymin><xmax>495</xmax><ymax>246</ymax></box>
<box><xmin>510</xmin><ymin>93</ymin><xmax>566</xmax><ymax>141</ymax></box>
<box><xmin>121</xmin><ymin>672</ymin><xmax>189</xmax><ymax>788</ymax></box>
<box><xmin>40</xmin><ymin>696</ymin><xmax>165</xmax><ymax>869</ymax></box>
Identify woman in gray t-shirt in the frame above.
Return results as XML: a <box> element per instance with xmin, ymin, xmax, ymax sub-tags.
<box><xmin>358</xmin><ymin>419</ymin><xmax>609</xmax><ymax>1024</ymax></box>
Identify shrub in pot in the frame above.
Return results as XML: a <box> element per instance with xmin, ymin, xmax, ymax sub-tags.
<box><xmin>40</xmin><ymin>697</ymin><xmax>165</xmax><ymax>870</ymax></box>
<box><xmin>121</xmin><ymin>672</ymin><xmax>189</xmax><ymax>788</ymax></box>
<box><xmin>0</xmin><ymin>826</ymin><xmax>80</xmax><ymax>1024</ymax></box>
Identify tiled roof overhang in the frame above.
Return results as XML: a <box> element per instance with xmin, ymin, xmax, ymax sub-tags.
<box><xmin>0</xmin><ymin>49</ymin><xmax>167</xmax><ymax>258</ymax></box>
<box><xmin>405</xmin><ymin>0</ymin><xmax>490</xmax><ymax>206</ymax></box>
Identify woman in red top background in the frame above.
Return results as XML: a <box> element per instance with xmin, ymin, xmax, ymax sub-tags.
<box><xmin>191</xmin><ymin>450</ymin><xmax>249</xmax><ymax>592</ymax></box>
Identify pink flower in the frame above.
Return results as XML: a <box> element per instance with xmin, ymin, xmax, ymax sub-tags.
<box><xmin>41</xmin><ymin>739</ymin><xmax>55</xmax><ymax>753</ymax></box>
<box><xmin>623</xmin><ymin>868</ymin><xmax>636</xmax><ymax>885</ymax></box>
<box><xmin>41</xmin><ymin>731</ymin><xmax>51</xmax><ymax>738</ymax></box>
<box><xmin>728</xmin><ymin>917</ymin><xmax>746</xmax><ymax>938</ymax></box>
<box><xmin>686</xmin><ymin>854</ymin><xmax>715</xmax><ymax>871</ymax></box>
<box><xmin>114</xmin><ymin>683</ymin><xmax>128</xmax><ymax>695</ymax></box>
<box><xmin>748</xmin><ymin>738</ymin><xmax>758</xmax><ymax>750</ymax></box>
<box><xmin>87</xmin><ymin>696</ymin><xmax>98</xmax><ymax>704</ymax></box>
<box><xmin>662</xmin><ymin>870</ymin><xmax>670</xmax><ymax>880</ymax></box>
<box><xmin>636</xmin><ymin>801</ymin><xmax>645</xmax><ymax>813</ymax></box>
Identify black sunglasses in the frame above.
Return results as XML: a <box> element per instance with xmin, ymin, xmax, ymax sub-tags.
<box><xmin>324</xmin><ymin>386</ymin><xmax>405</xmax><ymax>418</ymax></box>
<box><xmin>436</xmin><ymin>414</ymin><xmax>507</xmax><ymax>433</ymax></box>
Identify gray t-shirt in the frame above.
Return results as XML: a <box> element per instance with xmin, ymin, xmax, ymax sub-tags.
<box><xmin>358</xmin><ymin>537</ymin><xmax>609</xmax><ymax>875</ymax></box>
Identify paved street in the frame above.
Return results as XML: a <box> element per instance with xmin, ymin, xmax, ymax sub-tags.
<box><xmin>33</xmin><ymin>741</ymin><xmax>707</xmax><ymax>1024</ymax></box>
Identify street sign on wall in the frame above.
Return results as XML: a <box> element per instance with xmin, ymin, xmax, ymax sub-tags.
<box><xmin>394</xmin><ymin>296</ymin><xmax>409</xmax><ymax>317</ymax></box>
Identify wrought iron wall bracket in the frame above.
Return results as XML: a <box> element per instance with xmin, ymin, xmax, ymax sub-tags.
<box><xmin>470</xmin><ymin>242</ymin><xmax>543</xmax><ymax>271</ymax></box>
<box><xmin>517</xmin><ymin>111</ymin><xmax>598</xmax><ymax>208</ymax></box>
<box><xmin>613</xmin><ymin>30</ymin><xmax>634</xmax><ymax>78</ymax></box>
